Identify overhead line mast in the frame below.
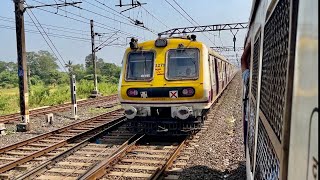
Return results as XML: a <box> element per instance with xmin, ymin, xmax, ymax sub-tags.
<box><xmin>90</xmin><ymin>20</ymin><xmax>99</xmax><ymax>98</ymax></box>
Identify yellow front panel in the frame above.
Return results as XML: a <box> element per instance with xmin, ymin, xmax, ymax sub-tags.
<box><xmin>120</xmin><ymin>39</ymin><xmax>205</xmax><ymax>102</ymax></box>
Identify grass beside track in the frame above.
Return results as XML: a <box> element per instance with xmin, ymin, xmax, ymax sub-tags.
<box><xmin>0</xmin><ymin>81</ymin><xmax>118</xmax><ymax>115</ymax></box>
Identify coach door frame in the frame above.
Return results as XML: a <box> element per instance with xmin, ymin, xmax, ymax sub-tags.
<box><xmin>214</xmin><ymin>58</ymin><xmax>219</xmax><ymax>94</ymax></box>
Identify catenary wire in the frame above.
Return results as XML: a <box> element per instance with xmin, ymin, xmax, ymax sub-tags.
<box><xmin>164</xmin><ymin>0</ymin><xmax>217</xmax><ymax>46</ymax></box>
<box><xmin>25</xmin><ymin>10</ymin><xmax>68</xmax><ymax>72</ymax></box>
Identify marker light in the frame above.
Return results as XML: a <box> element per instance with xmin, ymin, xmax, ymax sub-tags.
<box><xmin>127</xmin><ymin>88</ymin><xmax>139</xmax><ymax>97</ymax></box>
<box><xmin>181</xmin><ymin>88</ymin><xmax>195</xmax><ymax>96</ymax></box>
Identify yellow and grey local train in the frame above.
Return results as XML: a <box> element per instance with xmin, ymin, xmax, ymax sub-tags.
<box><xmin>118</xmin><ymin>35</ymin><xmax>237</xmax><ymax>135</ymax></box>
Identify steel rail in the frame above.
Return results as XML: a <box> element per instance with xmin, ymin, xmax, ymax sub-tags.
<box><xmin>77</xmin><ymin>137</ymin><xmax>187</xmax><ymax>180</ymax></box>
<box><xmin>0</xmin><ymin>109</ymin><xmax>124</xmax><ymax>174</ymax></box>
<box><xmin>0</xmin><ymin>109</ymin><xmax>122</xmax><ymax>153</ymax></box>
<box><xmin>149</xmin><ymin>139</ymin><xmax>187</xmax><ymax>180</ymax></box>
<box><xmin>77</xmin><ymin>134</ymin><xmax>145</xmax><ymax>180</ymax></box>
<box><xmin>16</xmin><ymin>119</ymin><xmax>129</xmax><ymax>180</ymax></box>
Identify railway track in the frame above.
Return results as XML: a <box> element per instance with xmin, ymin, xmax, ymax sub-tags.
<box><xmin>0</xmin><ymin>94</ymin><xmax>223</xmax><ymax>180</ymax></box>
<box><xmin>15</xmin><ymin>124</ymin><xmax>138</xmax><ymax>180</ymax></box>
<box><xmin>0</xmin><ymin>109</ymin><xmax>125</xmax><ymax>179</ymax></box>
<box><xmin>0</xmin><ymin>94</ymin><xmax>118</xmax><ymax>124</ymax></box>
<box><xmin>0</xmin><ymin>116</ymin><xmax>205</xmax><ymax>180</ymax></box>
<box><xmin>75</xmin><ymin>136</ymin><xmax>189</xmax><ymax>180</ymax></box>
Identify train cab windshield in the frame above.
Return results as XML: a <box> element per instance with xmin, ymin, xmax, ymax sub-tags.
<box><xmin>166</xmin><ymin>48</ymin><xmax>199</xmax><ymax>80</ymax></box>
<box><xmin>126</xmin><ymin>51</ymin><xmax>154</xmax><ymax>81</ymax></box>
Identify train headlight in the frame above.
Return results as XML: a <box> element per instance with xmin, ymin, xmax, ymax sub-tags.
<box><xmin>181</xmin><ymin>87</ymin><xmax>195</xmax><ymax>97</ymax></box>
<box><xmin>155</xmin><ymin>38</ymin><xmax>167</xmax><ymax>47</ymax></box>
<box><xmin>127</xmin><ymin>88</ymin><xmax>139</xmax><ymax>97</ymax></box>
<box><xmin>124</xmin><ymin>106</ymin><xmax>137</xmax><ymax>119</ymax></box>
<box><xmin>176</xmin><ymin>106</ymin><xmax>191</xmax><ymax>120</ymax></box>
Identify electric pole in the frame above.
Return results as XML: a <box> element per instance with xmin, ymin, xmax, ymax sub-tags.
<box><xmin>13</xmin><ymin>0</ymin><xmax>81</xmax><ymax>131</ymax></box>
<box><xmin>14</xmin><ymin>0</ymin><xmax>30</xmax><ymax>132</ymax></box>
<box><xmin>90</xmin><ymin>20</ymin><xmax>99</xmax><ymax>98</ymax></box>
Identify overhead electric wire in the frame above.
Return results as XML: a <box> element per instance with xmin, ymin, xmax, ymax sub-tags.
<box><xmin>164</xmin><ymin>0</ymin><xmax>194</xmax><ymax>28</ymax></box>
<box><xmin>0</xmin><ymin>24</ymin><xmax>125</xmax><ymax>45</ymax></box>
<box><xmin>27</xmin><ymin>7</ymin><xmax>68</xmax><ymax>69</ymax></box>
<box><xmin>0</xmin><ymin>16</ymin><xmax>91</xmax><ymax>34</ymax></box>
<box><xmin>1</xmin><ymin>18</ymin><xmax>90</xmax><ymax>36</ymax></box>
<box><xmin>96</xmin><ymin>37</ymin><xmax>120</xmax><ymax>51</ymax></box>
<box><xmin>172</xmin><ymin>0</ymin><xmax>198</xmax><ymax>26</ymax></box>
<box><xmin>81</xmin><ymin>0</ymin><xmax>133</xmax><ymax>23</ymax></box>
<box><xmin>95</xmin><ymin>31</ymin><xmax>119</xmax><ymax>51</ymax></box>
<box><xmin>56</xmin><ymin>0</ymin><xmax>157</xmax><ymax>35</ymax></box>
<box><xmin>34</xmin><ymin>7</ymin><xmax>142</xmax><ymax>40</ymax></box>
<box><xmin>0</xmin><ymin>24</ymin><xmax>95</xmax><ymax>42</ymax></box>
<box><xmin>93</xmin><ymin>0</ymin><xmax>133</xmax><ymax>20</ymax></box>
<box><xmin>91</xmin><ymin>0</ymin><xmax>159</xmax><ymax>35</ymax></box>
<box><xmin>172</xmin><ymin>0</ymin><xmax>225</xmax><ymax>47</ymax></box>
<box><xmin>164</xmin><ymin>0</ymin><xmax>217</xmax><ymax>46</ymax></box>
<box><xmin>25</xmin><ymin>10</ymin><xmax>67</xmax><ymax>72</ymax></box>
<box><xmin>29</xmin><ymin>0</ymin><xmax>144</xmax><ymax>38</ymax></box>
<box><xmin>140</xmin><ymin>6</ymin><xmax>170</xmax><ymax>29</ymax></box>
<box><xmin>56</xmin><ymin>0</ymin><xmax>155</xmax><ymax>34</ymax></box>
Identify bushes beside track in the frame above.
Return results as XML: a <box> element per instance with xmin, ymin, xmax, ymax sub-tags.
<box><xmin>0</xmin><ymin>51</ymin><xmax>120</xmax><ymax>115</ymax></box>
<box><xmin>0</xmin><ymin>81</ymin><xmax>118</xmax><ymax>115</ymax></box>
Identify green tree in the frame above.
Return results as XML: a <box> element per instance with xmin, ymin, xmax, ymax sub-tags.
<box><xmin>0</xmin><ymin>71</ymin><xmax>18</xmax><ymax>88</ymax></box>
<box><xmin>0</xmin><ymin>61</ymin><xmax>17</xmax><ymax>73</ymax></box>
<box><xmin>72</xmin><ymin>64</ymin><xmax>86</xmax><ymax>80</ymax></box>
<box><xmin>100</xmin><ymin>62</ymin><xmax>121</xmax><ymax>77</ymax></box>
<box><xmin>0</xmin><ymin>61</ymin><xmax>7</xmax><ymax>72</ymax></box>
<box><xmin>84</xmin><ymin>54</ymin><xmax>97</xmax><ymax>68</ymax></box>
<box><xmin>27</xmin><ymin>50</ymin><xmax>59</xmax><ymax>84</ymax></box>
<box><xmin>65</xmin><ymin>60</ymin><xmax>73</xmax><ymax>76</ymax></box>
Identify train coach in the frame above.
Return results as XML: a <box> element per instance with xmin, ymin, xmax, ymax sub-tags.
<box><xmin>242</xmin><ymin>0</ymin><xmax>318</xmax><ymax>179</ymax></box>
<box><xmin>118</xmin><ymin>35</ymin><xmax>237</xmax><ymax>135</ymax></box>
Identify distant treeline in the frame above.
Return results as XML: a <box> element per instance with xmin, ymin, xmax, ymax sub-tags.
<box><xmin>0</xmin><ymin>50</ymin><xmax>121</xmax><ymax>88</ymax></box>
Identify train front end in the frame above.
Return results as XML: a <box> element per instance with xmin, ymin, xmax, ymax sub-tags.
<box><xmin>118</xmin><ymin>37</ymin><xmax>211</xmax><ymax>135</ymax></box>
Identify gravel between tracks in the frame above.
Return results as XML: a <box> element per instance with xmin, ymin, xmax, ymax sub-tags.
<box><xmin>178</xmin><ymin>72</ymin><xmax>246</xmax><ymax>180</ymax></box>
<box><xmin>0</xmin><ymin>99</ymin><xmax>120</xmax><ymax>148</ymax></box>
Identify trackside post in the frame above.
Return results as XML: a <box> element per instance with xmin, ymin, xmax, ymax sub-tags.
<box><xmin>70</xmin><ymin>75</ymin><xmax>78</xmax><ymax>119</ymax></box>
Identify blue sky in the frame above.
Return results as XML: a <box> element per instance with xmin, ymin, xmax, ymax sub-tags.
<box><xmin>0</xmin><ymin>0</ymin><xmax>252</xmax><ymax>69</ymax></box>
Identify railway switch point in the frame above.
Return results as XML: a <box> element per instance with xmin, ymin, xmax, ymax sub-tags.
<box><xmin>46</xmin><ymin>113</ymin><xmax>54</xmax><ymax>124</ymax></box>
<box><xmin>0</xmin><ymin>123</ymin><xmax>6</xmax><ymax>135</ymax></box>
<box><xmin>16</xmin><ymin>122</ymin><xmax>30</xmax><ymax>132</ymax></box>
